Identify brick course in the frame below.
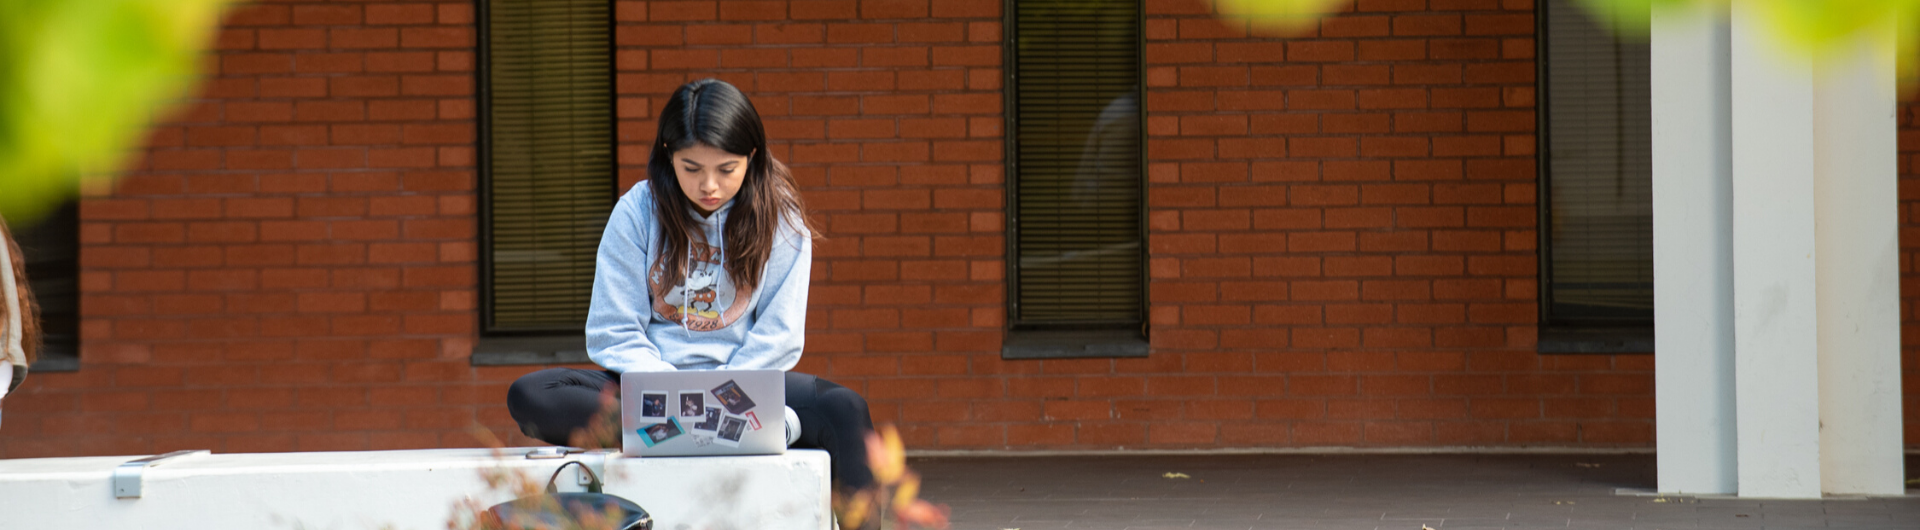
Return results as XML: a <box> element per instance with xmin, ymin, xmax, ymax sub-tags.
<box><xmin>3</xmin><ymin>1</ymin><xmax>490</xmax><ymax>456</ymax></box>
<box><xmin>1</xmin><ymin>0</ymin><xmax>1914</xmax><ymax>457</ymax></box>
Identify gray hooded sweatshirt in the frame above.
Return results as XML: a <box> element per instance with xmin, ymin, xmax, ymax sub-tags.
<box><xmin>586</xmin><ymin>185</ymin><xmax>811</xmax><ymax>373</ymax></box>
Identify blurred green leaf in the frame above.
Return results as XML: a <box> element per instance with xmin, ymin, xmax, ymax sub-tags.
<box><xmin>1216</xmin><ymin>0</ymin><xmax>1347</xmax><ymax>35</ymax></box>
<box><xmin>1226</xmin><ymin>0</ymin><xmax>1920</xmax><ymax>45</ymax></box>
<box><xmin>1572</xmin><ymin>0</ymin><xmax>1920</xmax><ymax>48</ymax></box>
<box><xmin>3</xmin><ymin>0</ymin><xmax>1916</xmax><ymax>229</ymax></box>
<box><xmin>1224</xmin><ymin>0</ymin><xmax>1919</xmax><ymax>91</ymax></box>
<box><xmin>0</xmin><ymin>0</ymin><xmax>233</xmax><ymax>225</ymax></box>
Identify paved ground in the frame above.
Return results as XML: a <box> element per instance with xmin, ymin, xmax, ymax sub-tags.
<box><xmin>909</xmin><ymin>454</ymin><xmax>1920</xmax><ymax>530</ymax></box>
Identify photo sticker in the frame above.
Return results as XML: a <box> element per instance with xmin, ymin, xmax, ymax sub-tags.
<box><xmin>715</xmin><ymin>414</ymin><xmax>748</xmax><ymax>447</ymax></box>
<box><xmin>745</xmin><ymin>410</ymin><xmax>762</xmax><ymax>431</ymax></box>
<box><xmin>638</xmin><ymin>417</ymin><xmax>686</xmax><ymax>448</ymax></box>
<box><xmin>677</xmin><ymin>390</ymin><xmax>706</xmax><ymax>418</ymax></box>
<box><xmin>691</xmin><ymin>406</ymin><xmax>722</xmax><ymax>434</ymax></box>
<box><xmin>639</xmin><ymin>391</ymin><xmax>669</xmax><ymax>420</ymax></box>
<box><xmin>710</xmin><ymin>379</ymin><xmax>757</xmax><ymax>415</ymax></box>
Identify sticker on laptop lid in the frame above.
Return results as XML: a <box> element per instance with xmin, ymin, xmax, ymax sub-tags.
<box><xmin>677</xmin><ymin>390</ymin><xmax>707</xmax><ymax>419</ymax></box>
<box><xmin>691</xmin><ymin>406</ymin><xmax>722</xmax><ymax>434</ymax></box>
<box><xmin>638</xmin><ymin>417</ymin><xmax>686</xmax><ymax>448</ymax></box>
<box><xmin>638</xmin><ymin>391</ymin><xmax>669</xmax><ymax>421</ymax></box>
<box><xmin>711</xmin><ymin>379</ymin><xmax>757</xmax><ymax>415</ymax></box>
<box><xmin>714</xmin><ymin>414</ymin><xmax>749</xmax><ymax>447</ymax></box>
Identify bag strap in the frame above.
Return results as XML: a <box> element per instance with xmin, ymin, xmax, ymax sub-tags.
<box><xmin>545</xmin><ymin>460</ymin><xmax>604</xmax><ymax>494</ymax></box>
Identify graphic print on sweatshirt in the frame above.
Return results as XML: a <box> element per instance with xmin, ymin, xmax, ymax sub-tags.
<box><xmin>649</xmin><ymin>238</ymin><xmax>754</xmax><ymax>332</ymax></box>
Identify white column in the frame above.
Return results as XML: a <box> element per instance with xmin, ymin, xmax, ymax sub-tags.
<box><xmin>1650</xmin><ymin>3</ymin><xmax>1737</xmax><ymax>495</ymax></box>
<box><xmin>1812</xmin><ymin>23</ymin><xmax>1906</xmax><ymax>496</ymax></box>
<box><xmin>1728</xmin><ymin>3</ymin><xmax>1822</xmax><ymax>499</ymax></box>
<box><xmin>1651</xmin><ymin>4</ymin><xmax>1905</xmax><ymax>499</ymax></box>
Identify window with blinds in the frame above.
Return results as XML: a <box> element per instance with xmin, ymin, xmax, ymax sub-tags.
<box><xmin>1005</xmin><ymin>0</ymin><xmax>1146</xmax><ymax>337</ymax></box>
<box><xmin>480</xmin><ymin>0</ymin><xmax>614</xmax><ymax>334</ymax></box>
<box><xmin>11</xmin><ymin>201</ymin><xmax>78</xmax><ymax>371</ymax></box>
<box><xmin>1540</xmin><ymin>0</ymin><xmax>1652</xmax><ymax>327</ymax></box>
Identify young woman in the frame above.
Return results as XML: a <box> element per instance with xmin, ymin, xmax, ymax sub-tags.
<box><xmin>0</xmin><ymin>218</ymin><xmax>40</xmax><ymax>426</ymax></box>
<box><xmin>506</xmin><ymin>79</ymin><xmax>875</xmax><ymax>495</ymax></box>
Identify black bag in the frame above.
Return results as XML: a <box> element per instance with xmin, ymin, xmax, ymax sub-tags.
<box><xmin>486</xmin><ymin>460</ymin><xmax>653</xmax><ymax>530</ymax></box>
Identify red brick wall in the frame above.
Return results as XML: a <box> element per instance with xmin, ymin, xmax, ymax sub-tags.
<box><xmin>6</xmin><ymin>0</ymin><xmax>1914</xmax><ymax>457</ymax></box>
<box><xmin>1901</xmin><ymin>103</ymin><xmax>1920</xmax><ymax>446</ymax></box>
<box><xmin>617</xmin><ymin>0</ymin><xmax>1656</xmax><ymax>450</ymax></box>
<box><xmin>1119</xmin><ymin>0</ymin><xmax>1656</xmax><ymax>447</ymax></box>
<box><xmin>0</xmin><ymin>1</ymin><xmax>517</xmax><ymax>457</ymax></box>
<box><xmin>611</xmin><ymin>0</ymin><xmax>1020</xmax><ymax>446</ymax></box>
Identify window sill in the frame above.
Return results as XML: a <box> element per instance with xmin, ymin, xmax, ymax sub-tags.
<box><xmin>471</xmin><ymin>335</ymin><xmax>592</xmax><ymax>366</ymax></box>
<box><xmin>30</xmin><ymin>355</ymin><xmax>77</xmax><ymax>372</ymax></box>
<box><xmin>1537</xmin><ymin>326</ymin><xmax>1653</xmax><ymax>354</ymax></box>
<box><xmin>1001</xmin><ymin>329</ymin><xmax>1150</xmax><ymax>360</ymax></box>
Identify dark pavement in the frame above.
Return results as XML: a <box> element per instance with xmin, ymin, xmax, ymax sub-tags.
<box><xmin>910</xmin><ymin>453</ymin><xmax>1920</xmax><ymax>530</ymax></box>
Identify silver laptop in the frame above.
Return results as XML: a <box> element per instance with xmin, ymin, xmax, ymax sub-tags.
<box><xmin>620</xmin><ymin>369</ymin><xmax>787</xmax><ymax>456</ymax></box>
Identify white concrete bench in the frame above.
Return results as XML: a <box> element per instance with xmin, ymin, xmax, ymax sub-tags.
<box><xmin>0</xmin><ymin>448</ymin><xmax>831</xmax><ymax>530</ymax></box>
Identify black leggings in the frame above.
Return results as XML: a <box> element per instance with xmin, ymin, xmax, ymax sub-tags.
<box><xmin>506</xmin><ymin>369</ymin><xmax>876</xmax><ymax>492</ymax></box>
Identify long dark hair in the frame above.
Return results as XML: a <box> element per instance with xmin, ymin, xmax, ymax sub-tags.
<box><xmin>646</xmin><ymin>79</ymin><xmax>815</xmax><ymax>292</ymax></box>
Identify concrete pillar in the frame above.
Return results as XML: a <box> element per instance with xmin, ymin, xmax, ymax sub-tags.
<box><xmin>1650</xmin><ymin>2</ymin><xmax>1737</xmax><ymax>496</ymax></box>
<box><xmin>1727</xmin><ymin>1</ymin><xmax>1824</xmax><ymax>499</ymax></box>
<box><xmin>1812</xmin><ymin>23</ymin><xmax>1906</xmax><ymax>496</ymax></box>
<box><xmin>1649</xmin><ymin>5</ymin><xmax>1904</xmax><ymax>498</ymax></box>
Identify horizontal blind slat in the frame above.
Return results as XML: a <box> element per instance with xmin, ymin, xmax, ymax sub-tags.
<box><xmin>485</xmin><ymin>0</ymin><xmax>613</xmax><ymax>332</ymax></box>
<box><xmin>1543</xmin><ymin>0</ymin><xmax>1653</xmax><ymax>322</ymax></box>
<box><xmin>1010</xmin><ymin>0</ymin><xmax>1144</xmax><ymax>327</ymax></box>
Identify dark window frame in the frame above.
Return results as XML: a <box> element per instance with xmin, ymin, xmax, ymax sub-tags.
<box><xmin>1534</xmin><ymin>0</ymin><xmax>1654</xmax><ymax>354</ymax></box>
<box><xmin>1000</xmin><ymin>0</ymin><xmax>1151</xmax><ymax>360</ymax></box>
<box><xmin>13</xmin><ymin>201</ymin><xmax>80</xmax><ymax>372</ymax></box>
<box><xmin>472</xmin><ymin>0</ymin><xmax>617</xmax><ymax>365</ymax></box>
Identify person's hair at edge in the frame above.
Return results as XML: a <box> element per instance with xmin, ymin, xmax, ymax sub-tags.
<box><xmin>0</xmin><ymin>219</ymin><xmax>40</xmax><ymax>364</ymax></box>
<box><xmin>647</xmin><ymin>78</ymin><xmax>818</xmax><ymax>291</ymax></box>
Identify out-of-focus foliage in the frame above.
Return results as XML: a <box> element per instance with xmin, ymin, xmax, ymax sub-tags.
<box><xmin>1227</xmin><ymin>0</ymin><xmax>1917</xmax><ymax>92</ymax></box>
<box><xmin>1217</xmin><ymin>0</ymin><xmax>1350</xmax><ymax>34</ymax></box>
<box><xmin>0</xmin><ymin>0</ymin><xmax>233</xmax><ymax>225</ymax></box>
<box><xmin>837</xmin><ymin>425</ymin><xmax>950</xmax><ymax>530</ymax></box>
<box><xmin>1230</xmin><ymin>0</ymin><xmax>1915</xmax><ymax>51</ymax></box>
<box><xmin>1570</xmin><ymin>0</ymin><xmax>1919</xmax><ymax>51</ymax></box>
<box><xmin>5</xmin><ymin>0</ymin><xmax>1915</xmax><ymax>225</ymax></box>
<box><xmin>447</xmin><ymin>428</ymin><xmax>629</xmax><ymax>530</ymax></box>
